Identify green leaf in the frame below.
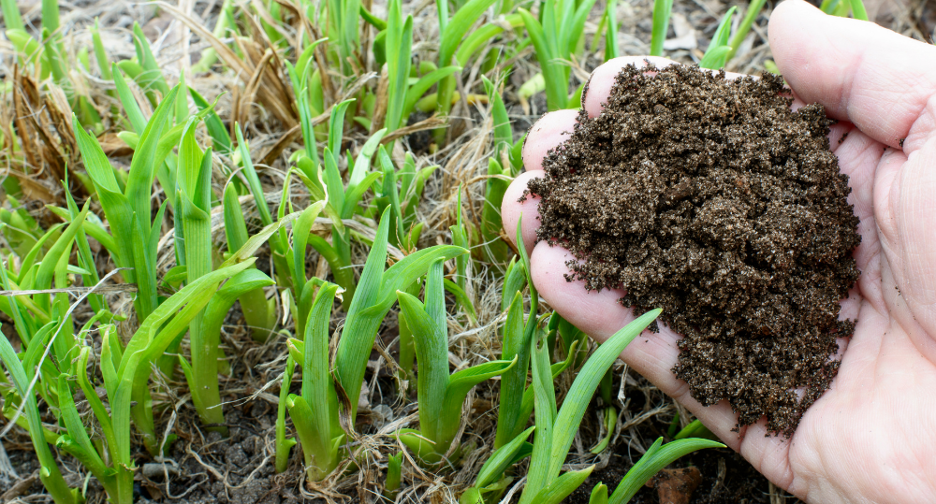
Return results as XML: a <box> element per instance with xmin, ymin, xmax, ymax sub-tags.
<box><xmin>549</xmin><ymin>310</ymin><xmax>661</xmax><ymax>479</ymax></box>
<box><xmin>673</xmin><ymin>419</ymin><xmax>719</xmax><ymax>441</ymax></box>
<box><xmin>530</xmin><ymin>466</ymin><xmax>594</xmax><ymax>504</ymax></box>
<box><xmin>403</xmin><ymin>65</ymin><xmax>461</xmax><ymax>118</ymax></box>
<box><xmin>438</xmin><ymin>0</ymin><xmax>497</xmax><ymax>65</ymax></box>
<box><xmin>476</xmin><ymin>426</ymin><xmax>535</xmax><ymax>488</ymax></box>
<box><xmin>0</xmin><ymin>329</ymin><xmax>77</xmax><ymax>504</ymax></box>
<box><xmin>519</xmin><ymin>327</ymin><xmax>557</xmax><ymax>504</ymax></box>
<box><xmin>397</xmin><ymin>282</ymin><xmax>448</xmax><ymax>444</ymax></box>
<box><xmin>276</xmin><ymin>356</ymin><xmax>297</xmax><ymax>473</ymax></box>
<box><xmin>335</xmin><ymin>208</ymin><xmax>466</xmax><ymax>421</ymax></box>
<box><xmin>495</xmin><ymin>291</ymin><xmax>529</xmax><ymax>448</ymax></box>
<box><xmin>385</xmin><ymin>0</ymin><xmax>413</xmax><ymax>132</ymax></box>
<box><xmin>518</xmin><ymin>8</ymin><xmax>568</xmax><ymax>111</ymax></box>
<box><xmin>608</xmin><ymin>437</ymin><xmax>725</xmax><ymax>504</ymax></box>
<box><xmin>849</xmin><ymin>0</ymin><xmax>868</xmax><ymax>20</ymax></box>
<box><xmin>650</xmin><ymin>0</ymin><xmax>674</xmax><ymax>56</ymax></box>
<box><xmin>727</xmin><ymin>0</ymin><xmax>766</xmax><ymax>62</ymax></box>
<box><xmin>2</xmin><ymin>0</ymin><xmax>25</xmax><ymax>31</ymax></box>
<box><xmin>327</xmin><ymin>100</ymin><xmax>354</xmax><ymax>162</ymax></box>
<box><xmin>113</xmin><ymin>261</ymin><xmax>254</xmax><ymax>465</ymax></box>
<box><xmin>590</xmin><ymin>483</ymin><xmax>609</xmax><ymax>504</ymax></box>
<box><xmin>57</xmin><ymin>374</ymin><xmax>112</xmax><ymax>486</ymax></box>
<box><xmin>699</xmin><ymin>7</ymin><xmax>736</xmax><ymax>70</ymax></box>
<box><xmin>300</xmin><ymin>282</ymin><xmax>341</xmax><ymax>473</ymax></box>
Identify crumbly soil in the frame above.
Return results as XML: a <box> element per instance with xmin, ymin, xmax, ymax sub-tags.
<box><xmin>527</xmin><ymin>64</ymin><xmax>861</xmax><ymax>435</ymax></box>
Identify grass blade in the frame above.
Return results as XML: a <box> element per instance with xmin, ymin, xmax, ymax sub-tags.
<box><xmin>649</xmin><ymin>0</ymin><xmax>674</xmax><ymax>56</ymax></box>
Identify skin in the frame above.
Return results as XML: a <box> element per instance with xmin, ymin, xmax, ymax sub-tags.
<box><xmin>501</xmin><ymin>1</ymin><xmax>936</xmax><ymax>502</ymax></box>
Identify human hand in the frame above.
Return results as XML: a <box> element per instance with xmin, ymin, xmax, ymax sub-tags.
<box><xmin>500</xmin><ymin>1</ymin><xmax>936</xmax><ymax>502</ymax></box>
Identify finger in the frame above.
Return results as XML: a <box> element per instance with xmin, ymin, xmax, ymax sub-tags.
<box><xmin>501</xmin><ymin>171</ymin><xmax>544</xmax><ymax>253</ymax></box>
<box><xmin>521</xmin><ymin>109</ymin><xmax>580</xmax><ymax>172</ymax></box>
<box><xmin>530</xmin><ymin>242</ymin><xmax>799</xmax><ymax>487</ymax></box>
<box><xmin>769</xmin><ymin>0</ymin><xmax>936</xmax><ymax>150</ymax></box>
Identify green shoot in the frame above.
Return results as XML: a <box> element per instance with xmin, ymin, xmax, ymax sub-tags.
<box><xmin>650</xmin><ymin>0</ymin><xmax>674</xmax><ymax>56</ymax></box>
<box><xmin>605</xmin><ymin>435</ymin><xmax>725</xmax><ymax>503</ymax></box>
<box><xmin>0</xmin><ymin>325</ymin><xmax>81</xmax><ymax>504</ymax></box>
<box><xmin>434</xmin><ymin>0</ymin><xmax>499</xmax><ymax>141</ymax></box>
<box><xmin>222</xmin><ymin>184</ymin><xmax>277</xmax><ymax>342</ymax></box>
<box><xmin>286</xmin><ymin>209</ymin><xmax>466</xmax><ymax>482</ymax></box>
<box><xmin>1</xmin><ymin>0</ymin><xmax>24</xmax><ymax>31</ymax></box>
<box><xmin>604</xmin><ymin>0</ymin><xmax>620</xmax><ymax>61</ymax></box>
<box><xmin>519</xmin><ymin>0</ymin><xmax>599</xmax><ymax>110</ymax></box>
<box><xmin>384</xmin><ymin>452</ymin><xmax>403</xmax><ymax>500</ymax></box>
<box><xmin>699</xmin><ymin>7</ymin><xmax>736</xmax><ymax>70</ymax></box>
<box><xmin>276</xmin><ymin>354</ymin><xmax>298</xmax><ymax>472</ymax></box>
<box><xmin>396</xmin><ymin>259</ymin><xmax>516</xmax><ymax>464</ymax></box>
<box><xmin>726</xmin><ymin>0</ymin><xmax>766</xmax><ymax>62</ymax></box>
<box><xmin>518</xmin><ymin>310</ymin><xmax>661</xmax><ymax>504</ymax></box>
<box><xmin>480</xmin><ymin>76</ymin><xmax>514</xmax><ymax>264</ymax></box>
<box><xmin>460</xmin><ymin>426</ymin><xmax>535</xmax><ymax>503</ymax></box>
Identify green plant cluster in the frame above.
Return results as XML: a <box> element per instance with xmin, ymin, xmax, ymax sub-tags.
<box><xmin>0</xmin><ymin>0</ymin><xmax>869</xmax><ymax>502</ymax></box>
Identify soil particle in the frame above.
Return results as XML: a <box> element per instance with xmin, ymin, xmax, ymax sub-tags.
<box><xmin>527</xmin><ymin>64</ymin><xmax>860</xmax><ymax>435</ymax></box>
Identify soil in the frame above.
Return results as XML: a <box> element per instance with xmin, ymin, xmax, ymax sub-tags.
<box><xmin>566</xmin><ymin>443</ymin><xmax>803</xmax><ymax>504</ymax></box>
<box><xmin>527</xmin><ymin>64</ymin><xmax>861</xmax><ymax>435</ymax></box>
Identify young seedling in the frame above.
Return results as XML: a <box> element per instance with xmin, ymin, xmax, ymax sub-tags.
<box><xmin>479</xmin><ymin>76</ymin><xmax>516</xmax><ymax>265</ymax></box>
<box><xmin>290</xmin><ymin>102</ymin><xmax>385</xmax><ymax>309</ymax></box>
<box><xmin>433</xmin><ymin>0</ymin><xmax>501</xmax><ymax>142</ymax></box>
<box><xmin>285</xmin><ymin>210</ymin><xmax>466</xmax><ymax>482</ymax></box>
<box><xmin>518</xmin><ymin>308</ymin><xmax>725</xmax><ymax>504</ymax></box>
<box><xmin>395</xmin><ymin>258</ymin><xmax>516</xmax><ymax>465</ymax></box>
<box><xmin>275</xmin><ymin>355</ymin><xmax>298</xmax><ymax>474</ymax></box>
<box><xmin>381</xmin><ymin>0</ymin><xmax>460</xmax><ymax>135</ymax></box>
<box><xmin>384</xmin><ymin>452</ymin><xmax>403</xmax><ymax>500</ymax></box>
<box><xmin>699</xmin><ymin>7</ymin><xmax>737</xmax><ymax>70</ymax></box>
<box><xmin>0</xmin><ymin>324</ymin><xmax>82</xmax><ymax>504</ymax></box>
<box><xmin>459</xmin><ymin>426</ymin><xmax>535</xmax><ymax>503</ymax></box>
<box><xmin>519</xmin><ymin>0</ymin><xmax>599</xmax><ymax>110</ymax></box>
<box><xmin>222</xmin><ymin>184</ymin><xmax>278</xmax><ymax>342</ymax></box>
<box><xmin>649</xmin><ymin>0</ymin><xmax>674</xmax><ymax>57</ymax></box>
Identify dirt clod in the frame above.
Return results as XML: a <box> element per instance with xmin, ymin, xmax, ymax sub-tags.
<box><xmin>527</xmin><ymin>64</ymin><xmax>860</xmax><ymax>435</ymax></box>
<box><xmin>652</xmin><ymin>467</ymin><xmax>703</xmax><ymax>504</ymax></box>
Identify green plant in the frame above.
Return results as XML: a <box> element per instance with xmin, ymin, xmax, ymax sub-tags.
<box><xmin>0</xmin><ymin>323</ymin><xmax>82</xmax><ymax>504</ymax></box>
<box><xmin>519</xmin><ymin>0</ymin><xmax>599</xmax><ymax>110</ymax></box>
<box><xmin>433</xmin><ymin>0</ymin><xmax>501</xmax><ymax>142</ymax></box>
<box><xmin>649</xmin><ymin>0</ymin><xmax>674</xmax><ymax>57</ymax></box>
<box><xmin>284</xmin><ymin>210</ymin><xmax>466</xmax><ymax>481</ymax></box>
<box><xmin>384</xmin><ymin>452</ymin><xmax>403</xmax><ymax>500</ymax></box>
<box><xmin>275</xmin><ymin>355</ymin><xmax>298</xmax><ymax>473</ymax></box>
<box><xmin>380</xmin><ymin>0</ymin><xmax>461</xmax><ymax>134</ymax></box>
<box><xmin>372</xmin><ymin>146</ymin><xmax>436</xmax><ymax>251</ymax></box>
<box><xmin>479</xmin><ymin>76</ymin><xmax>519</xmax><ymax>264</ymax></box>
<box><xmin>221</xmin><ymin>184</ymin><xmax>278</xmax><ymax>342</ymax></box>
<box><xmin>460</xmin><ymin>426</ymin><xmax>535</xmax><ymax>503</ymax></box>
<box><xmin>72</xmin><ymin>88</ymin><xmax>179</xmax><ymax>327</ymax></box>
<box><xmin>726</xmin><ymin>0</ymin><xmax>767</xmax><ymax>62</ymax></box>
<box><xmin>699</xmin><ymin>7</ymin><xmax>737</xmax><ymax>70</ymax></box>
<box><xmin>395</xmin><ymin>258</ymin><xmax>516</xmax><ymax>464</ymax></box>
<box><xmin>517</xmin><ymin>307</ymin><xmax>725</xmax><ymax>504</ymax></box>
<box><xmin>700</xmin><ymin>0</ymin><xmax>768</xmax><ymax>70</ymax></box>
<box><xmin>290</xmin><ymin>101</ymin><xmax>383</xmax><ymax>310</ymax></box>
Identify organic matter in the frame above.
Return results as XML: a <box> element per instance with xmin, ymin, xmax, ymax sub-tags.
<box><xmin>528</xmin><ymin>63</ymin><xmax>861</xmax><ymax>435</ymax></box>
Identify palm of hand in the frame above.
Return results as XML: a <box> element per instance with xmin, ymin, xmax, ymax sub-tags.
<box><xmin>501</xmin><ymin>2</ymin><xmax>936</xmax><ymax>502</ymax></box>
